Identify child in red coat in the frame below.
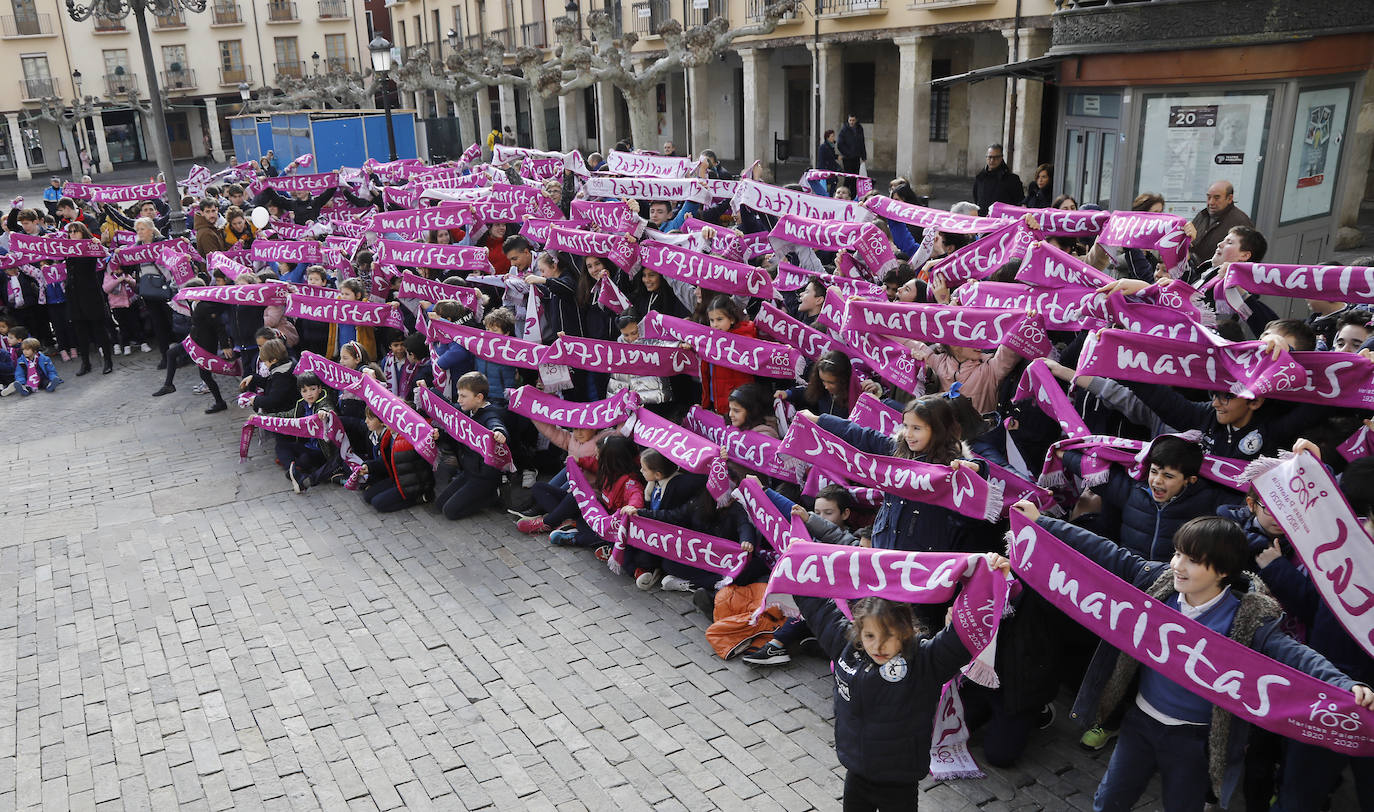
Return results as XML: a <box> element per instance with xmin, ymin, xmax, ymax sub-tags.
<box><xmin>698</xmin><ymin>295</ymin><xmax>757</xmax><ymax>415</ymax></box>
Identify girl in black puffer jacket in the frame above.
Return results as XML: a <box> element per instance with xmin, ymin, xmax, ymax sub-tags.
<box><xmin>796</xmin><ymin>595</ymin><xmax>972</xmax><ymax>811</ymax></box>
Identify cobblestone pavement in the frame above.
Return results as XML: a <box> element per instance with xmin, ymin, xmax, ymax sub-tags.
<box><xmin>0</xmin><ymin>351</ymin><xmax>1209</xmax><ymax>811</ymax></box>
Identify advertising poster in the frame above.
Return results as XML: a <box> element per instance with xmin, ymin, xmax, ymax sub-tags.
<box><xmin>1280</xmin><ymin>86</ymin><xmax>1351</xmax><ymax>224</ymax></box>
<box><xmin>1136</xmin><ymin>93</ymin><xmax>1271</xmax><ymax>217</ymax></box>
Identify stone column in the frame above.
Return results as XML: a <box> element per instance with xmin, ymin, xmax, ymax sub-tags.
<box><xmin>91</xmin><ymin>111</ymin><xmax>113</xmax><ymax>173</ymax></box>
<box><xmin>687</xmin><ymin>63</ymin><xmax>710</xmax><ymax>157</ymax></box>
<box><xmin>436</xmin><ymin>93</ymin><xmax>450</xmax><ymax>118</ymax></box>
<box><xmin>1002</xmin><ymin>26</ymin><xmax>1051</xmax><ymax>182</ymax></box>
<box><xmin>498</xmin><ymin>82</ymin><xmax>517</xmax><ymax>138</ymax></box>
<box><xmin>204</xmin><ymin>98</ymin><xmax>226</xmax><ymax>162</ymax></box>
<box><xmin>530</xmin><ymin>94</ymin><xmax>549</xmax><ymax>151</ymax></box>
<box><xmin>558</xmin><ymin>90</ymin><xmax>585</xmax><ymax>152</ymax></box>
<box><xmin>816</xmin><ymin>42</ymin><xmax>843</xmax><ymax>144</ymax></box>
<box><xmin>477</xmin><ymin>88</ymin><xmax>493</xmax><ymax>158</ymax></box>
<box><xmin>740</xmin><ymin>48</ymin><xmax>770</xmax><ymax>180</ymax></box>
<box><xmin>893</xmin><ymin>35</ymin><xmax>934</xmax><ymax>195</ymax></box>
<box><xmin>597</xmin><ymin>80</ymin><xmax>617</xmax><ymax>151</ymax></box>
<box><xmin>6</xmin><ymin>112</ymin><xmax>30</xmax><ymax>181</ymax></box>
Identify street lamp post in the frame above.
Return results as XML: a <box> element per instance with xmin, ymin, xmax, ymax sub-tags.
<box><xmin>369</xmin><ymin>36</ymin><xmax>398</xmax><ymax>161</ymax></box>
<box><xmin>446</xmin><ymin>27</ymin><xmax>458</xmax><ymax>52</ymax></box>
<box><xmin>66</xmin><ymin>0</ymin><xmax>206</xmax><ymax>239</ymax></box>
<box><xmin>312</xmin><ymin>51</ymin><xmax>321</xmax><ymax>75</ymax></box>
<box><xmin>564</xmin><ymin>0</ymin><xmax>580</xmax><ymax>39</ymax></box>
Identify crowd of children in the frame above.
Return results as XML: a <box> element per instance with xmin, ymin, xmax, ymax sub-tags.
<box><xmin>7</xmin><ymin>150</ymin><xmax>1374</xmax><ymax>812</ymax></box>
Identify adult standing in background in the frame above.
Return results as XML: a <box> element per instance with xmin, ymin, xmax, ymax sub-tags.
<box><xmin>837</xmin><ymin>115</ymin><xmax>866</xmax><ymax>176</ymax></box>
<box><xmin>1022</xmin><ymin>163</ymin><xmax>1054</xmax><ymax>209</ymax></box>
<box><xmin>1188</xmin><ymin>180</ymin><xmax>1253</xmax><ymax>267</ymax></box>
<box><xmin>818</xmin><ymin>129</ymin><xmax>840</xmax><ymax>173</ymax></box>
<box><xmin>972</xmin><ymin>143</ymin><xmax>1023</xmax><ymax>216</ymax></box>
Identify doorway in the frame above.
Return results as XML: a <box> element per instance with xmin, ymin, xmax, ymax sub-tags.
<box><xmin>785</xmin><ymin>67</ymin><xmax>809</xmax><ymax>159</ymax></box>
<box><xmin>166</xmin><ymin>111</ymin><xmax>192</xmax><ymax>159</ymax></box>
<box><xmin>1062</xmin><ymin>125</ymin><xmax>1118</xmax><ymax>209</ymax></box>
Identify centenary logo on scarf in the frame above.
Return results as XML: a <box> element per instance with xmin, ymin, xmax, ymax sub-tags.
<box><xmin>768</xmin><ymin>214</ymin><xmax>898</xmax><ymax>276</ymax></box>
<box><xmin>637</xmin><ymin>241</ymin><xmax>775</xmax><ymax>299</ymax></box>
<box><xmin>1250</xmin><ymin>452</ymin><xmax>1374</xmax><ymax>659</ymax></box>
<box><xmin>843</xmin><ymin>299</ymin><xmax>1052</xmax><ymax>359</ymax></box>
<box><xmin>641</xmin><ymin>310</ymin><xmax>804</xmax><ymax>380</ymax></box>
<box><xmin>507</xmin><ymin>386</ymin><xmax>640</xmax><ymax>429</ymax></box>
<box><xmin>285</xmin><ymin>292</ymin><xmax>407</xmax><ymax>331</ymax></box>
<box><xmin>11</xmin><ymin>233</ymin><xmax>108</xmax><ymax>259</ymax></box>
<box><xmin>540</xmin><ymin>334</ymin><xmax>697</xmax><ymax>376</ymax></box>
<box><xmin>252</xmin><ymin>239</ymin><xmax>322</xmax><ymax>265</ymax></box>
<box><xmin>414</xmin><ymin>385</ymin><xmax>514</xmax><ymax>471</ymax></box>
<box><xmin>781</xmin><ymin>414</ymin><xmax>1004</xmax><ymax>521</ymax></box>
<box><xmin>1008</xmin><ymin>511</ymin><xmax>1374</xmax><ymax>756</ymax></box>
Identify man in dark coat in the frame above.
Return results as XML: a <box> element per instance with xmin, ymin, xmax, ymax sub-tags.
<box><xmin>1189</xmin><ymin>180</ymin><xmax>1253</xmax><ymax>267</ymax></box>
<box><xmin>836</xmin><ymin>115</ymin><xmax>866</xmax><ymax>175</ymax></box>
<box><xmin>972</xmin><ymin>143</ymin><xmax>1023</xmax><ymax>216</ymax></box>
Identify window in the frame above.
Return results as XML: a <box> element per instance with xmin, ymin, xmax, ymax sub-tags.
<box><xmin>162</xmin><ymin>44</ymin><xmax>187</xmax><ymax>70</ymax></box>
<box><xmin>930</xmin><ymin>59</ymin><xmax>951</xmax><ymax>143</ymax></box>
<box><xmin>451</xmin><ymin>5</ymin><xmax>462</xmax><ymax>37</ymax></box>
<box><xmin>365</xmin><ymin>10</ymin><xmax>373</xmax><ymax>39</ymax></box>
<box><xmin>102</xmin><ymin>49</ymin><xmax>129</xmax><ymax>75</ymax></box>
<box><xmin>842</xmin><ymin>63</ymin><xmax>875</xmax><ymax>123</ymax></box>
<box><xmin>220</xmin><ymin>39</ymin><xmax>247</xmax><ymax>83</ymax></box>
<box><xmin>275</xmin><ymin>36</ymin><xmax>299</xmax><ymax>63</ymax></box>
<box><xmin>324</xmin><ymin>33</ymin><xmax>347</xmax><ymax>71</ymax></box>
<box><xmin>19</xmin><ymin>54</ymin><xmax>50</xmax><ymax>98</ymax></box>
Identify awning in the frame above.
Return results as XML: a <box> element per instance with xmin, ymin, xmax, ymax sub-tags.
<box><xmin>931</xmin><ymin>54</ymin><xmax>1066</xmax><ymax>88</ymax></box>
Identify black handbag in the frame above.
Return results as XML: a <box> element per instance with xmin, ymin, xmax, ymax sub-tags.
<box><xmin>136</xmin><ymin>272</ymin><xmax>173</xmax><ymax>301</ymax></box>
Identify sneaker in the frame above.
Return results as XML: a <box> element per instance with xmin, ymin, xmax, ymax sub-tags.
<box><xmin>507</xmin><ymin>506</ymin><xmax>541</xmax><ymax>520</ymax></box>
<box><xmin>289</xmin><ymin>462</ymin><xmax>306</xmax><ymax>494</ymax></box>
<box><xmin>593</xmin><ymin>544</ymin><xmax>613</xmax><ymax>562</ymax></box>
<box><xmin>521</xmin><ymin>469</ymin><xmax>537</xmax><ymax>489</ymax></box>
<box><xmin>742</xmin><ymin>641</ymin><xmax>791</xmax><ymax>666</ymax></box>
<box><xmin>124</xmin><ymin>344</ymin><xmax>134</xmax><ymax>355</ymax></box>
<box><xmin>140</xmin><ymin>343</ymin><xmax>152</xmax><ymax>353</ymax></box>
<box><xmin>660</xmin><ymin>575</ymin><xmax>694</xmax><ymax>592</ymax></box>
<box><xmin>516</xmin><ymin>517</ymin><xmax>550</xmax><ymax>534</ymax></box>
<box><xmin>112</xmin><ymin>344</ymin><xmax>123</xmax><ymax>356</ymax></box>
<box><xmin>151</xmin><ymin>385</ymin><xmax>175</xmax><ymax>397</ymax></box>
<box><xmin>1079</xmin><ymin>725</ymin><xmax>1118</xmax><ymax>751</ymax></box>
<box><xmin>549</xmin><ymin>528</ymin><xmax>578</xmax><ymax>546</ymax></box>
<box><xmin>192</xmin><ymin>383</ymin><xmax>209</xmax><ymax>395</ymax></box>
<box><xmin>635</xmin><ymin>569</ymin><xmax>661</xmax><ymax>590</ymax></box>
<box><xmin>0</xmin><ymin>381</ymin><xmax>15</xmax><ymax>397</ymax></box>
<box><xmin>1038</xmin><ymin>703</ymin><xmax>1057</xmax><ymax>730</ymax></box>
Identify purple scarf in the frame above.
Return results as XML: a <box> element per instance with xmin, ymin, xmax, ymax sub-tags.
<box><xmin>593</xmin><ymin>275</ymin><xmax>632</xmax><ymax>313</ymax></box>
<box><xmin>1098</xmin><ymin>211</ymin><xmax>1191</xmax><ymax>275</ymax></box>
<box><xmin>843</xmin><ymin>299</ymin><xmax>1051</xmax><ymax>359</ymax></box>
<box><xmin>330</xmin><ymin>219</ymin><xmax>368</xmax><ymax>238</ymax></box>
<box><xmin>368</xmin><ymin>204</ymin><xmax>469</xmax><ymax>235</ymax></box>
<box><xmin>418</xmin><ymin>312</ymin><xmax>545</xmax><ymax>369</ymax></box>
<box><xmin>375</xmin><ymin>239</ymin><xmax>492</xmax><ymax>273</ymax></box>
<box><xmin>584</xmin><ymin>175</ymin><xmax>710</xmax><ymax>204</ymax></box>
<box><xmin>541</xmin><ymin>334</ymin><xmax>697</xmax><ymax>376</ymax></box>
<box><xmin>157</xmin><ymin>244</ymin><xmax>200</xmax><ymax>285</ymax></box>
<box><xmin>623</xmin><ymin>514</ymin><xmax>751</xmax><ymax>586</ymax></box>
<box><xmin>175</xmin><ymin>283</ymin><xmax>288</xmax><ymax>307</ymax></box>
<box><xmin>239</xmin><ymin>410</ymin><xmax>362</xmax><ymax>475</ymax></box>
<box><xmin>754</xmin><ymin>303</ymin><xmax>848</xmax><ymax>362</ymax></box>
<box><xmin>1015</xmin><ymin>240</ymin><xmax>1115</xmax><ymax>290</ymax></box>
<box><xmin>565</xmin><ymin>457</ymin><xmax>624</xmax><ymax>551</ymax></box>
<box><xmin>520</xmin><ymin>218</ymin><xmax>564</xmax><ymax>248</ymax></box>
<box><xmin>801</xmin><ymin>169</ymin><xmax>873</xmax><ymax>198</ymax></box>
<box><xmin>734</xmin><ymin>475</ymin><xmax>810</xmax><ymax>555</ymax></box>
<box><xmin>294</xmin><ymin>352</ymin><xmax>437</xmax><ymax>463</ymax></box>
<box><xmin>207</xmin><ymin>251</ymin><xmax>255</xmax><ymax>280</ymax></box>
<box><xmin>637</xmin><ymin>241</ymin><xmax>775</xmax><ymax>299</ymax></box>
<box><xmin>10</xmin><ymin>233</ymin><xmax>107</xmax><ymax>259</ymax></box>
<box><xmin>1219</xmin><ymin>262</ymin><xmax>1374</xmax><ymax>317</ymax></box>
<box><xmin>396</xmin><ymin>273</ymin><xmax>483</xmax><ymax>312</ymax></box>
<box><xmin>63</xmin><ymin>181</ymin><xmax>165</xmax><ymax>202</ymax></box>
<box><xmin>414</xmin><ymin>385</ymin><xmax>514</xmax><ymax>471</ymax></box>
<box><xmin>182</xmin><ymin>335</ymin><xmax>243</xmax><ymax>376</ymax></box>
<box><xmin>1340</xmin><ymin>425</ymin><xmax>1373</xmax><ymax>462</ymax></box>
<box><xmin>544</xmin><ymin>223</ymin><xmax>640</xmax><ymax>271</ymax></box>
<box><xmin>1251</xmin><ymin>452</ymin><xmax>1374</xmax><ymax>658</ymax></box>
<box><xmin>775</xmin><ymin>262</ymin><xmax>886</xmax><ymax>300</ymax></box>
<box><xmin>252</xmin><ymin>239</ymin><xmax>322</xmax><ymax>265</ymax></box>
<box><xmin>989</xmin><ymin>203</ymin><xmax>1111</xmax><ymax>237</ymax></box>
<box><xmin>262</xmin><ymin>172</ymin><xmax>338</xmax><ymax>193</ymax></box>
<box><xmin>641</xmin><ymin>311</ymin><xmax>804</xmax><ymax>381</ymax></box>
<box><xmin>864</xmin><ymin>196</ymin><xmax>1007</xmax><ymax>234</ymax></box>
<box><xmin>285</xmin><ymin>292</ymin><xmax>407</xmax><ymax>331</ymax></box>
<box><xmin>733</xmin><ymin>180</ymin><xmax>870</xmax><ymax>222</ymax></box>
<box><xmin>683</xmin><ymin>406</ymin><xmax>803</xmax><ymax>484</ymax></box>
<box><xmin>605</xmin><ymin>150</ymin><xmax>702</xmax><ymax>177</ymax></box>
<box><xmin>1039</xmin><ymin>433</ymin><xmax>1248</xmax><ymax>492</ymax></box>
<box><xmin>927</xmin><ymin>221</ymin><xmax>1034</xmax><ymax>286</ymax></box>
<box><xmin>768</xmin><ymin>214</ymin><xmax>898</xmax><ymax>276</ymax></box>
<box><xmin>1075</xmin><ymin>328</ymin><xmax>1308</xmax><ymax>401</ymax></box>
<box><xmin>507</xmin><ymin>386</ymin><xmax>640</xmax><ymax>429</ymax></box>
<box><xmin>268</xmin><ymin>220</ymin><xmax>312</xmax><ymax>239</ymax></box>
<box><xmin>781</xmin><ymin>414</ymin><xmax>1003</xmax><ymax>522</ymax></box>
<box><xmin>1008</xmin><ymin>511</ymin><xmax>1374</xmax><ymax>757</ymax></box>
<box><xmin>680</xmin><ymin>216</ymin><xmax>743</xmax><ymax>261</ymax></box>
<box><xmin>954</xmin><ymin>280</ymin><xmax>1103</xmax><ymax>331</ymax></box>
<box><xmin>570</xmin><ymin>200</ymin><xmax>646</xmax><ymax>238</ymax></box>
<box><xmin>623</xmin><ymin>407</ymin><xmax>720</xmax><ymax>474</ymax></box>
<box><xmin>487</xmin><ymin>183</ymin><xmax>563</xmax><ymax>221</ymax></box>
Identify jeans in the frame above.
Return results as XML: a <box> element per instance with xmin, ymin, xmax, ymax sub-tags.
<box><xmin>531</xmin><ymin>480</ymin><xmax>577</xmax><ymax>527</ymax></box>
<box><xmin>961</xmin><ymin>683</ymin><xmax>1039</xmax><ymax>768</ymax></box>
<box><xmin>362</xmin><ymin>478</ymin><xmax>419</xmax><ymax>513</ymax></box>
<box><xmin>437</xmin><ymin>473</ymin><xmax>498</xmax><ymax>520</ymax></box>
<box><xmin>1273</xmin><ymin>742</ymin><xmax>1374</xmax><ymax>812</ymax></box>
<box><xmin>1094</xmin><ymin>706</ymin><xmax>1209</xmax><ymax>812</ymax></box>
<box><xmin>275</xmin><ymin>438</ymin><xmax>326</xmax><ymax>479</ymax></box>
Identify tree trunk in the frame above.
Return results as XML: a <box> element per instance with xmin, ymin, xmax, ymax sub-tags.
<box><xmin>453</xmin><ymin>92</ymin><xmax>476</xmax><ymax>151</ymax></box>
<box><xmin>529</xmin><ymin>92</ymin><xmax>549</xmax><ymax>150</ymax></box>
<box><xmin>57</xmin><ymin>123</ymin><xmax>80</xmax><ymax>181</ymax></box>
<box><xmin>623</xmin><ymin>85</ymin><xmax>657</xmax><ymax>152</ymax></box>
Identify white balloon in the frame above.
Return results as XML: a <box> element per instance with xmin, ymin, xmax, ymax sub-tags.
<box><xmin>250</xmin><ymin>206</ymin><xmax>270</xmax><ymax>229</ymax></box>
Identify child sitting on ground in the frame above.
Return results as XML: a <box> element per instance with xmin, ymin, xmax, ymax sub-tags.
<box><xmin>359</xmin><ymin>409</ymin><xmax>434</xmax><ymax>513</ymax></box>
<box><xmin>272</xmin><ymin>372</ymin><xmax>337</xmax><ymax>494</ymax></box>
<box><xmin>8</xmin><ymin>337</ymin><xmax>62</xmax><ymax>395</ymax></box>
<box><xmin>433</xmin><ymin>371</ymin><xmax>509</xmax><ymax>521</ymax></box>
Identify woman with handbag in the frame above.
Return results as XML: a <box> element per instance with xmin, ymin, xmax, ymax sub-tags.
<box><xmin>124</xmin><ymin>216</ymin><xmax>176</xmax><ymax>366</ymax></box>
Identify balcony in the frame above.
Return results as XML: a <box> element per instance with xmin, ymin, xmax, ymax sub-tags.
<box><xmin>632</xmin><ymin>0</ymin><xmax>671</xmax><ymax>35</ymax></box>
<box><xmin>463</xmin><ymin>33</ymin><xmax>483</xmax><ymax>51</ymax></box>
<box><xmin>520</xmin><ymin>20</ymin><xmax>545</xmax><ymax>48</ymax></box>
<box><xmin>317</xmin><ymin>0</ymin><xmax>348</xmax><ymax>18</ymax></box>
<box><xmin>161</xmin><ymin>68</ymin><xmax>196</xmax><ymax>91</ymax></box>
<box><xmin>1</xmin><ymin>12</ymin><xmax>54</xmax><ymax>37</ymax></box>
<box><xmin>488</xmin><ymin>27</ymin><xmax>514</xmax><ymax>51</ymax></box>
<box><xmin>1050</xmin><ymin>0</ymin><xmax>1374</xmax><ymax>55</ymax></box>
<box><xmin>153</xmin><ymin>11</ymin><xmax>185</xmax><ymax>27</ymax></box>
<box><xmin>266</xmin><ymin>0</ymin><xmax>296</xmax><ymax>22</ymax></box>
<box><xmin>218</xmin><ymin>64</ymin><xmax>254</xmax><ymax>85</ymax></box>
<box><xmin>18</xmin><ymin>77</ymin><xmax>57</xmax><ymax>101</ymax></box>
<box><xmin>93</xmin><ymin>16</ymin><xmax>125</xmax><ymax>32</ymax></box>
<box><xmin>211</xmin><ymin>3</ymin><xmax>242</xmax><ymax>25</ymax></box>
<box><xmin>324</xmin><ymin>56</ymin><xmax>357</xmax><ymax>73</ymax></box>
<box><xmin>815</xmin><ymin>0</ymin><xmax>885</xmax><ymax>17</ymax></box>
<box><xmin>104</xmin><ymin>72</ymin><xmax>137</xmax><ymax>96</ymax></box>
<box><xmin>687</xmin><ymin>0</ymin><xmax>727</xmax><ymax>26</ymax></box>
<box><xmin>275</xmin><ymin>61</ymin><xmax>305</xmax><ymax>80</ymax></box>
<box><xmin>746</xmin><ymin>0</ymin><xmax>801</xmax><ymax>21</ymax></box>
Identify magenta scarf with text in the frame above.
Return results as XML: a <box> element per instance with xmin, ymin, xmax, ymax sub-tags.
<box><xmin>954</xmin><ymin>280</ymin><xmax>1102</xmax><ymax>331</ymax></box>
<box><xmin>540</xmin><ymin>334</ymin><xmax>697</xmax><ymax>376</ymax></box>
<box><xmin>545</xmin><ymin>223</ymin><xmax>640</xmax><ymax>271</ymax></box>
<box><xmin>507</xmin><ymin>386</ymin><xmax>640</xmax><ymax>429</ymax></box>
<box><xmin>181</xmin><ymin>335</ymin><xmax>241</xmax><ymax>377</ymax></box>
<box><xmin>753</xmin><ymin>303</ymin><xmax>848</xmax><ymax>362</ymax></box>
<box><xmin>1075</xmin><ymin>328</ymin><xmax>1309</xmax><ymax>401</ymax></box>
<box><xmin>768</xmin><ymin>214</ymin><xmax>898</xmax><ymax>276</ymax></box>
<box><xmin>175</xmin><ymin>282</ymin><xmax>288</xmax><ymax>307</ymax></box>
<box><xmin>843</xmin><ymin>299</ymin><xmax>1051</xmax><ymax>359</ymax></box>
<box><xmin>569</xmin><ymin>199</ymin><xmax>646</xmax><ymax>238</ymax></box>
<box><xmin>418</xmin><ymin>313</ymin><xmax>546</xmax><ymax>370</ymax></box>
<box><xmin>262</xmin><ymin>172</ymin><xmax>338</xmax><ymax>193</ymax></box>
<box><xmin>396</xmin><ymin>273</ymin><xmax>484</xmax><ymax>313</ymax></box>
<box><xmin>989</xmin><ymin>203</ymin><xmax>1111</xmax><ymax>237</ymax></box>
<box><xmin>414</xmin><ymin>385</ymin><xmax>514</xmax><ymax>471</ymax></box>
<box><xmin>375</xmin><ymin>239</ymin><xmax>493</xmax><ymax>273</ymax></box>
<box><xmin>252</xmin><ymin>239</ymin><xmax>322</xmax><ymax>265</ymax></box>
<box><xmin>294</xmin><ymin>352</ymin><xmax>437</xmax><ymax>463</ymax></box>
<box><xmin>1015</xmin><ymin>240</ymin><xmax>1115</xmax><ymax>290</ymax></box>
<box><xmin>683</xmin><ymin>406</ymin><xmax>803</xmax><ymax>484</ymax></box>
<box><xmin>286</xmin><ymin>291</ymin><xmax>407</xmax><ymax>331</ymax></box>
<box><xmin>10</xmin><ymin>233</ymin><xmax>107</xmax><ymax>259</ymax></box>
<box><xmin>732</xmin><ymin>179</ymin><xmax>870</xmax><ymax>222</ymax></box>
<box><xmin>864</xmin><ymin>195</ymin><xmax>1008</xmax><ymax>234</ymax></box>
<box><xmin>637</xmin><ymin>241</ymin><xmax>776</xmax><ymax>299</ymax></box>
<box><xmin>734</xmin><ymin>475</ymin><xmax>810</xmax><ymax>555</ymax></box>
<box><xmin>623</xmin><ymin>513</ymin><xmax>752</xmax><ymax>586</ymax></box>
<box><xmin>641</xmin><ymin>311</ymin><xmax>804</xmax><ymax>381</ymax></box>
<box><xmin>927</xmin><ymin>221</ymin><xmax>1034</xmax><ymax>286</ymax></box>
<box><xmin>1219</xmin><ymin>262</ymin><xmax>1374</xmax><ymax>317</ymax></box>
<box><xmin>1098</xmin><ymin>211</ymin><xmax>1191</xmax><ymax>274</ymax></box>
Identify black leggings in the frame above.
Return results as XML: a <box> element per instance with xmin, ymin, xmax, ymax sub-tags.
<box><xmin>145</xmin><ymin>299</ymin><xmax>174</xmax><ymax>356</ymax></box>
<box><xmin>69</xmin><ymin>317</ymin><xmax>113</xmax><ymax>360</ymax></box>
<box><xmin>362</xmin><ymin>478</ymin><xmax>420</xmax><ymax>513</ymax></box>
<box><xmin>163</xmin><ymin>343</ymin><xmax>223</xmax><ymax>402</ymax></box>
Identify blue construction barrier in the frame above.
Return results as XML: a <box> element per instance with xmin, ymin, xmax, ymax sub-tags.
<box><xmin>229</xmin><ymin>110</ymin><xmax>419</xmax><ymax>170</ymax></box>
